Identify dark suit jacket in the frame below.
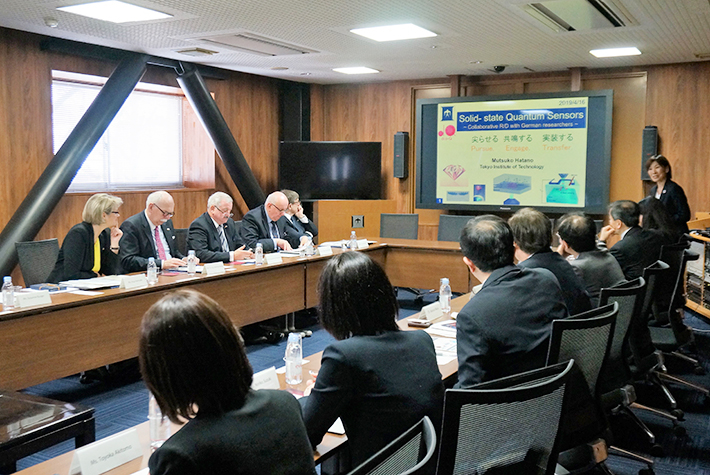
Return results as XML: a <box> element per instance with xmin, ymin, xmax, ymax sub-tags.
<box><xmin>569</xmin><ymin>249</ymin><xmax>626</xmax><ymax>306</ymax></box>
<box><xmin>649</xmin><ymin>179</ymin><xmax>690</xmax><ymax>233</ymax></box>
<box><xmin>456</xmin><ymin>265</ymin><xmax>568</xmax><ymax>388</ymax></box>
<box><xmin>47</xmin><ymin>222</ymin><xmax>120</xmax><ymax>283</ymax></box>
<box><xmin>149</xmin><ymin>390</ymin><xmax>316</xmax><ymax>475</ymax></box>
<box><xmin>300</xmin><ymin>330</ymin><xmax>444</xmax><ymax>467</ymax></box>
<box><xmin>518</xmin><ymin>249</ymin><xmax>592</xmax><ymax>316</ymax></box>
<box><xmin>608</xmin><ymin>226</ymin><xmax>664</xmax><ymax>280</ymax></box>
<box><xmin>240</xmin><ymin>205</ymin><xmax>289</xmax><ymax>252</ymax></box>
<box><xmin>119</xmin><ymin>212</ymin><xmax>183</xmax><ymax>272</ymax></box>
<box><xmin>187</xmin><ymin>212</ymin><xmax>246</xmax><ymax>263</ymax></box>
<box><xmin>282</xmin><ymin>215</ymin><xmax>318</xmax><ymax>248</ymax></box>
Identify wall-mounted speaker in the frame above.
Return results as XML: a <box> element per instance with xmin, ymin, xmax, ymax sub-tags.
<box><xmin>393</xmin><ymin>131</ymin><xmax>409</xmax><ymax>179</ymax></box>
<box><xmin>641</xmin><ymin>125</ymin><xmax>658</xmax><ymax>180</ymax></box>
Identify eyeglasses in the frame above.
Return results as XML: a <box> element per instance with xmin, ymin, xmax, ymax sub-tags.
<box><xmin>214</xmin><ymin>205</ymin><xmax>234</xmax><ymax>218</ymax></box>
<box><xmin>153</xmin><ymin>203</ymin><xmax>174</xmax><ymax>218</ymax></box>
<box><xmin>270</xmin><ymin>203</ymin><xmax>286</xmax><ymax>213</ymax></box>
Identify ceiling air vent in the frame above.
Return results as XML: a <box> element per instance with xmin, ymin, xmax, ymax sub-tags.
<box><xmin>524</xmin><ymin>0</ymin><xmax>637</xmax><ymax>32</ymax></box>
<box><xmin>199</xmin><ymin>32</ymin><xmax>317</xmax><ymax>57</ymax></box>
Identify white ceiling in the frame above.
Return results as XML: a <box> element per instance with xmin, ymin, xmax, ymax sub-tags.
<box><xmin>1</xmin><ymin>0</ymin><xmax>709</xmax><ymax>84</ymax></box>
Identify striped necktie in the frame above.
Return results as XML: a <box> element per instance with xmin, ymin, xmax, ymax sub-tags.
<box><xmin>219</xmin><ymin>226</ymin><xmax>229</xmax><ymax>252</ymax></box>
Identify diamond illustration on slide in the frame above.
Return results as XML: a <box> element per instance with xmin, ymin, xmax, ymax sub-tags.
<box><xmin>545</xmin><ymin>173</ymin><xmax>578</xmax><ymax>204</ymax></box>
<box><xmin>494</xmin><ymin>174</ymin><xmax>531</xmax><ymax>205</ymax></box>
<box><xmin>440</xmin><ymin>164</ymin><xmax>468</xmax><ymax>187</ymax></box>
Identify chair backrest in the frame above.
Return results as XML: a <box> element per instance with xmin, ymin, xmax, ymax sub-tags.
<box><xmin>437</xmin><ymin>215</ymin><xmax>474</xmax><ymax>242</ymax></box>
<box><xmin>174</xmin><ymin>228</ymin><xmax>188</xmax><ymax>255</ymax></box>
<box><xmin>546</xmin><ymin>302</ymin><xmax>618</xmax><ymax>397</ymax></box>
<box><xmin>380</xmin><ymin>214</ymin><xmax>419</xmax><ymax>240</ymax></box>
<box><xmin>348</xmin><ymin>416</ymin><xmax>437</xmax><ymax>475</ymax></box>
<box><xmin>598</xmin><ymin>277</ymin><xmax>646</xmax><ymax>389</ymax></box>
<box><xmin>665</xmin><ymin>248</ymin><xmax>699</xmax><ymax>340</ymax></box>
<box><xmin>15</xmin><ymin>239</ymin><xmax>60</xmax><ymax>286</ymax></box>
<box><xmin>436</xmin><ymin>360</ymin><xmax>574</xmax><ymax>475</ymax></box>
<box><xmin>641</xmin><ymin>260</ymin><xmax>670</xmax><ymax>322</ymax></box>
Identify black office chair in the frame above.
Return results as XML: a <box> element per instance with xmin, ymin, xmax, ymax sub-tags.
<box><xmin>347</xmin><ymin>416</ymin><xmax>436</xmax><ymax>475</ymax></box>
<box><xmin>174</xmin><ymin>228</ymin><xmax>189</xmax><ymax>256</ymax></box>
<box><xmin>380</xmin><ymin>213</ymin><xmax>419</xmax><ymax>240</ymax></box>
<box><xmin>436</xmin><ymin>360</ymin><xmax>574</xmax><ymax>475</ymax></box>
<box><xmin>437</xmin><ymin>215</ymin><xmax>474</xmax><ymax>242</ymax></box>
<box><xmin>234</xmin><ymin>220</ymin><xmax>243</xmax><ymax>243</ymax></box>
<box><xmin>14</xmin><ymin>239</ymin><xmax>60</xmax><ymax>286</ymax></box>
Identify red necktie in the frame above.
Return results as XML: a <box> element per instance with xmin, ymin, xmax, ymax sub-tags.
<box><xmin>154</xmin><ymin>226</ymin><xmax>167</xmax><ymax>260</ymax></box>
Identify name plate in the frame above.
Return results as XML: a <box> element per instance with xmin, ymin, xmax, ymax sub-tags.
<box><xmin>15</xmin><ymin>290</ymin><xmax>51</xmax><ymax>309</ymax></box>
<box><xmin>265</xmin><ymin>253</ymin><xmax>283</xmax><ymax>265</ymax></box>
<box><xmin>317</xmin><ymin>246</ymin><xmax>333</xmax><ymax>256</ymax></box>
<box><xmin>356</xmin><ymin>239</ymin><xmax>369</xmax><ymax>249</ymax></box>
<box><xmin>421</xmin><ymin>301</ymin><xmax>444</xmax><ymax>322</ymax></box>
<box><xmin>120</xmin><ymin>274</ymin><xmax>148</xmax><ymax>290</ymax></box>
<box><xmin>251</xmin><ymin>366</ymin><xmax>280</xmax><ymax>390</ymax></box>
<box><xmin>203</xmin><ymin>262</ymin><xmax>226</xmax><ymax>276</ymax></box>
<box><xmin>69</xmin><ymin>428</ymin><xmax>142</xmax><ymax>475</ymax></box>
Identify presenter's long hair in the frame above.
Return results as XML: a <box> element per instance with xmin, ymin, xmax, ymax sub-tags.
<box><xmin>139</xmin><ymin>289</ymin><xmax>253</xmax><ymax>423</ymax></box>
<box><xmin>318</xmin><ymin>251</ymin><xmax>399</xmax><ymax>340</ymax></box>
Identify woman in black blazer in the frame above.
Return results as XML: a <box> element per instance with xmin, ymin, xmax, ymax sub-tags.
<box><xmin>646</xmin><ymin>154</ymin><xmax>691</xmax><ymax>234</ymax></box>
<box><xmin>47</xmin><ymin>193</ymin><xmax>124</xmax><ymax>283</ymax></box>
<box><xmin>300</xmin><ymin>252</ymin><xmax>445</xmax><ymax>467</ymax></box>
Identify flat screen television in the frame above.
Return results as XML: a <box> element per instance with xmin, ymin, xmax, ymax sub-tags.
<box><xmin>415</xmin><ymin>90</ymin><xmax>613</xmax><ymax>215</ymax></box>
<box><xmin>279</xmin><ymin>141</ymin><xmax>382</xmax><ymax>200</ymax></box>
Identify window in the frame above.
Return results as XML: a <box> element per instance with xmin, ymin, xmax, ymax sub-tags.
<box><xmin>52</xmin><ymin>71</ymin><xmax>212</xmax><ymax>192</ymax></box>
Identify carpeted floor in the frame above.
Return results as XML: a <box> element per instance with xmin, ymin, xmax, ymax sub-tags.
<box><xmin>16</xmin><ymin>292</ymin><xmax>710</xmax><ymax>474</ymax></box>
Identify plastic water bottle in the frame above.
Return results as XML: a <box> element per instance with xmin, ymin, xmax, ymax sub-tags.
<box><xmin>147</xmin><ymin>257</ymin><xmax>158</xmax><ymax>284</ymax></box>
<box><xmin>284</xmin><ymin>332</ymin><xmax>303</xmax><ymax>385</ymax></box>
<box><xmin>255</xmin><ymin>243</ymin><xmax>264</xmax><ymax>265</ymax></box>
<box><xmin>349</xmin><ymin>231</ymin><xmax>358</xmax><ymax>250</ymax></box>
<box><xmin>2</xmin><ymin>276</ymin><xmax>14</xmax><ymax>310</ymax></box>
<box><xmin>148</xmin><ymin>393</ymin><xmax>171</xmax><ymax>450</ymax></box>
<box><xmin>186</xmin><ymin>250</ymin><xmax>197</xmax><ymax>275</ymax></box>
<box><xmin>439</xmin><ymin>277</ymin><xmax>452</xmax><ymax>314</ymax></box>
<box><xmin>305</xmin><ymin>238</ymin><xmax>315</xmax><ymax>256</ymax></box>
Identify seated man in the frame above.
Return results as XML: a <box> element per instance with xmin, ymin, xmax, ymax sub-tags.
<box><xmin>456</xmin><ymin>215</ymin><xmax>568</xmax><ymax>388</ymax></box>
<box><xmin>509</xmin><ymin>208</ymin><xmax>592</xmax><ymax>316</ymax></box>
<box><xmin>281</xmin><ymin>189</ymin><xmax>318</xmax><ymax>248</ymax></box>
<box><xmin>187</xmin><ymin>192</ymin><xmax>254</xmax><ymax>263</ymax></box>
<box><xmin>556</xmin><ymin>212</ymin><xmax>626</xmax><ymax>305</ymax></box>
<box><xmin>599</xmin><ymin>200</ymin><xmax>664</xmax><ymax>280</ymax></box>
<box><xmin>120</xmin><ymin>191</ymin><xmax>187</xmax><ymax>273</ymax></box>
<box><xmin>241</xmin><ymin>191</ymin><xmax>293</xmax><ymax>252</ymax></box>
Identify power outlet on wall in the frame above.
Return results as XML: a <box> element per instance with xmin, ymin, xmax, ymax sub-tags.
<box><xmin>352</xmin><ymin>215</ymin><xmax>364</xmax><ymax>228</ymax></box>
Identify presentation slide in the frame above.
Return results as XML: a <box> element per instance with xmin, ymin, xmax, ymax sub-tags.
<box><xmin>435</xmin><ymin>97</ymin><xmax>589</xmax><ymax>208</ymax></box>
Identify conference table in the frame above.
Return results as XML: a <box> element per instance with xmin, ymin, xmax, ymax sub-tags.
<box><xmin>0</xmin><ymin>238</ymin><xmax>472</xmax><ymax>391</ymax></box>
<box><xmin>13</xmin><ymin>294</ymin><xmax>468</xmax><ymax>475</ymax></box>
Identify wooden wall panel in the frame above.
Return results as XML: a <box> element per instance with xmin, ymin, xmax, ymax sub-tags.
<box><xmin>313</xmin><ymin>199</ymin><xmax>397</xmax><ymax>243</ymax></box>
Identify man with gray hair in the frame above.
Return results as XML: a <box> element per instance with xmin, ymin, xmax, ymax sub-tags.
<box><xmin>241</xmin><ymin>191</ymin><xmax>293</xmax><ymax>252</ymax></box>
<box><xmin>120</xmin><ymin>190</ymin><xmax>187</xmax><ymax>272</ymax></box>
<box><xmin>187</xmin><ymin>191</ymin><xmax>254</xmax><ymax>263</ymax></box>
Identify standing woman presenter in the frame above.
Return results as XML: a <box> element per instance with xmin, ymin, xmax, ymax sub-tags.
<box><xmin>646</xmin><ymin>154</ymin><xmax>690</xmax><ymax>234</ymax></box>
<box><xmin>47</xmin><ymin>193</ymin><xmax>123</xmax><ymax>282</ymax></box>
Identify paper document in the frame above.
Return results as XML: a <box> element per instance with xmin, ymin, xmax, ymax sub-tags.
<box><xmin>59</xmin><ymin>276</ymin><xmax>122</xmax><ymax>290</ymax></box>
<box><xmin>176</xmin><ymin>265</ymin><xmax>204</xmax><ymax>273</ymax></box>
<box><xmin>328</xmin><ymin>418</ymin><xmax>345</xmax><ymax>435</ymax></box>
<box><xmin>426</xmin><ymin>320</ymin><xmax>457</xmax><ymax>338</ymax></box>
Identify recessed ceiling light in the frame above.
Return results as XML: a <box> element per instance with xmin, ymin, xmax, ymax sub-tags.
<box><xmin>270</xmin><ymin>66</ymin><xmax>289</xmax><ymax>70</ymax></box>
<box><xmin>590</xmin><ymin>47</ymin><xmax>641</xmax><ymax>58</ymax></box>
<box><xmin>469</xmin><ymin>60</ymin><xmax>483</xmax><ymax>64</ymax></box>
<box><xmin>300</xmin><ymin>72</ymin><xmax>312</xmax><ymax>76</ymax></box>
<box><xmin>350</xmin><ymin>23</ymin><xmax>437</xmax><ymax>42</ymax></box>
<box><xmin>333</xmin><ymin>67</ymin><xmax>380</xmax><ymax>75</ymax></box>
<box><xmin>57</xmin><ymin>0</ymin><xmax>172</xmax><ymax>23</ymax></box>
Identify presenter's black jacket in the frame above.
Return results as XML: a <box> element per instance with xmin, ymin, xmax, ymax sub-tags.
<box><xmin>187</xmin><ymin>212</ymin><xmax>246</xmax><ymax>263</ymax></box>
<box><xmin>455</xmin><ymin>265</ymin><xmax>568</xmax><ymax>388</ymax></box>
<box><xmin>649</xmin><ymin>179</ymin><xmax>691</xmax><ymax>234</ymax></box>
<box><xmin>608</xmin><ymin>226</ymin><xmax>665</xmax><ymax>281</ymax></box>
<box><xmin>282</xmin><ymin>215</ymin><xmax>319</xmax><ymax>248</ymax></box>
<box><xmin>517</xmin><ymin>248</ymin><xmax>592</xmax><ymax>316</ymax></box>
<box><xmin>300</xmin><ymin>330</ymin><xmax>444</xmax><ymax>467</ymax></box>
<box><xmin>119</xmin><ymin>212</ymin><xmax>183</xmax><ymax>272</ymax></box>
<box><xmin>149</xmin><ymin>389</ymin><xmax>316</xmax><ymax>475</ymax></box>
<box><xmin>240</xmin><ymin>205</ymin><xmax>289</xmax><ymax>252</ymax></box>
<box><xmin>47</xmin><ymin>222</ymin><xmax>119</xmax><ymax>283</ymax></box>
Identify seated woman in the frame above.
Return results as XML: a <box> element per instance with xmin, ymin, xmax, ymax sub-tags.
<box><xmin>47</xmin><ymin>193</ymin><xmax>123</xmax><ymax>283</ymax></box>
<box><xmin>300</xmin><ymin>252</ymin><xmax>445</xmax><ymax>467</ymax></box>
<box><xmin>140</xmin><ymin>289</ymin><xmax>316</xmax><ymax>475</ymax></box>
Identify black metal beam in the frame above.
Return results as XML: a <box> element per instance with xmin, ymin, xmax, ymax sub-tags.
<box><xmin>0</xmin><ymin>54</ymin><xmax>148</xmax><ymax>277</ymax></box>
<box><xmin>176</xmin><ymin>63</ymin><xmax>266</xmax><ymax>209</ymax></box>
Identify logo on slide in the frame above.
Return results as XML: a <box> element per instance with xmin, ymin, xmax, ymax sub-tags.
<box><xmin>442</xmin><ymin>107</ymin><xmax>454</xmax><ymax>121</ymax></box>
